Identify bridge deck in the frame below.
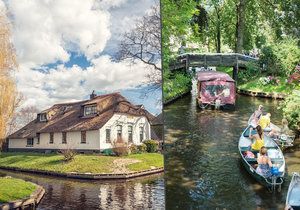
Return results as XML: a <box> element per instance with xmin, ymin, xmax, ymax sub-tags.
<box><xmin>170</xmin><ymin>53</ymin><xmax>258</xmax><ymax>71</ymax></box>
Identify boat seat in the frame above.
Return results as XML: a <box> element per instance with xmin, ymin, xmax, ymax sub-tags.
<box><xmin>245</xmin><ymin>158</ymin><xmax>257</xmax><ymax>164</ymax></box>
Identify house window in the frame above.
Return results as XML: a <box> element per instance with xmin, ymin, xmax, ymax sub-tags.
<box><xmin>128</xmin><ymin>125</ymin><xmax>133</xmax><ymax>143</ymax></box>
<box><xmin>81</xmin><ymin>131</ymin><xmax>86</xmax><ymax>144</ymax></box>
<box><xmin>39</xmin><ymin>113</ymin><xmax>47</xmax><ymax>122</ymax></box>
<box><xmin>49</xmin><ymin>133</ymin><xmax>54</xmax><ymax>144</ymax></box>
<box><xmin>36</xmin><ymin>133</ymin><xmax>40</xmax><ymax>144</ymax></box>
<box><xmin>106</xmin><ymin>129</ymin><xmax>111</xmax><ymax>143</ymax></box>
<box><xmin>62</xmin><ymin>132</ymin><xmax>67</xmax><ymax>144</ymax></box>
<box><xmin>26</xmin><ymin>138</ymin><xmax>34</xmax><ymax>147</ymax></box>
<box><xmin>117</xmin><ymin>125</ymin><xmax>122</xmax><ymax>140</ymax></box>
<box><xmin>139</xmin><ymin>126</ymin><xmax>144</xmax><ymax>142</ymax></box>
<box><xmin>84</xmin><ymin>105</ymin><xmax>97</xmax><ymax>116</ymax></box>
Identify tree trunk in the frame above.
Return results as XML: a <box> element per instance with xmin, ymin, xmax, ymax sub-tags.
<box><xmin>215</xmin><ymin>7</ymin><xmax>221</xmax><ymax>53</ymax></box>
<box><xmin>235</xmin><ymin>0</ymin><xmax>246</xmax><ymax>53</ymax></box>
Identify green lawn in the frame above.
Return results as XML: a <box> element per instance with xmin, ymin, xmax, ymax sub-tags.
<box><xmin>127</xmin><ymin>153</ymin><xmax>164</xmax><ymax>171</ymax></box>
<box><xmin>238</xmin><ymin>77</ymin><xmax>300</xmax><ymax>94</ymax></box>
<box><xmin>0</xmin><ymin>152</ymin><xmax>163</xmax><ymax>174</ymax></box>
<box><xmin>0</xmin><ymin>177</ymin><xmax>36</xmax><ymax>203</ymax></box>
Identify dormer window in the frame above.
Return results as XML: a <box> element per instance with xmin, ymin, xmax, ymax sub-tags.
<box><xmin>84</xmin><ymin>105</ymin><xmax>97</xmax><ymax>116</ymax></box>
<box><xmin>39</xmin><ymin>113</ymin><xmax>47</xmax><ymax>122</ymax></box>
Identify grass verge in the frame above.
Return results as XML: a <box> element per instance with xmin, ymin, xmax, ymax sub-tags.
<box><xmin>0</xmin><ymin>152</ymin><xmax>163</xmax><ymax>174</ymax></box>
<box><xmin>238</xmin><ymin>77</ymin><xmax>300</xmax><ymax>94</ymax></box>
<box><xmin>0</xmin><ymin>177</ymin><xmax>36</xmax><ymax>203</ymax></box>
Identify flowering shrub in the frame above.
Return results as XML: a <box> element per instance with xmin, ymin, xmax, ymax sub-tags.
<box><xmin>287</xmin><ymin>64</ymin><xmax>300</xmax><ymax>84</ymax></box>
<box><xmin>258</xmin><ymin>76</ymin><xmax>280</xmax><ymax>86</ymax></box>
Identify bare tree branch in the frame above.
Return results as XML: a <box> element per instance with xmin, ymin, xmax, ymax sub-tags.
<box><xmin>117</xmin><ymin>3</ymin><xmax>162</xmax><ymax>86</ymax></box>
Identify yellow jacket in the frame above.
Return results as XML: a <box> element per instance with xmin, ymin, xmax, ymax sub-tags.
<box><xmin>259</xmin><ymin>115</ymin><xmax>270</xmax><ymax>129</ymax></box>
<box><xmin>251</xmin><ymin>137</ymin><xmax>264</xmax><ymax>151</ymax></box>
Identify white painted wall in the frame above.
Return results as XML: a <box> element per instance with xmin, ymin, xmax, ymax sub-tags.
<box><xmin>99</xmin><ymin>113</ymin><xmax>151</xmax><ymax>150</ymax></box>
<box><xmin>8</xmin><ymin>113</ymin><xmax>151</xmax><ymax>151</ymax></box>
<box><xmin>9</xmin><ymin>130</ymin><xmax>100</xmax><ymax>151</ymax></box>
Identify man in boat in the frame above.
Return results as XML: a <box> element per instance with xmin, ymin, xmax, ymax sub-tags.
<box><xmin>249</xmin><ymin>105</ymin><xmax>263</xmax><ymax>128</ymax></box>
<box><xmin>249</xmin><ymin>105</ymin><xmax>264</xmax><ymax>135</ymax></box>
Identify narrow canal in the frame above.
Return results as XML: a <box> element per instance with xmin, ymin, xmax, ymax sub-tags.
<box><xmin>164</xmin><ymin>82</ymin><xmax>300</xmax><ymax>209</ymax></box>
<box><xmin>0</xmin><ymin>170</ymin><xmax>164</xmax><ymax>209</ymax></box>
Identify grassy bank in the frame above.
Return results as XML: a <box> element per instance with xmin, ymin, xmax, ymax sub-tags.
<box><xmin>0</xmin><ymin>152</ymin><xmax>163</xmax><ymax>174</ymax></box>
<box><xmin>0</xmin><ymin>177</ymin><xmax>36</xmax><ymax>203</ymax></box>
<box><xmin>163</xmin><ymin>72</ymin><xmax>192</xmax><ymax>103</ymax></box>
<box><xmin>238</xmin><ymin>77</ymin><xmax>300</xmax><ymax>94</ymax></box>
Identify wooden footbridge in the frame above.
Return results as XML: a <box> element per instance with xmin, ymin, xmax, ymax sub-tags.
<box><xmin>170</xmin><ymin>53</ymin><xmax>259</xmax><ymax>82</ymax></box>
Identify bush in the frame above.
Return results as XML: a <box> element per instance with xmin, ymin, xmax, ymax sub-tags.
<box><xmin>112</xmin><ymin>138</ymin><xmax>129</xmax><ymax>156</ymax></box>
<box><xmin>60</xmin><ymin>149</ymin><xmax>76</xmax><ymax>162</ymax></box>
<box><xmin>260</xmin><ymin>38</ymin><xmax>300</xmax><ymax>77</ymax></box>
<box><xmin>280</xmin><ymin>90</ymin><xmax>300</xmax><ymax>131</ymax></box>
<box><xmin>129</xmin><ymin>144</ymin><xmax>139</xmax><ymax>154</ymax></box>
<box><xmin>137</xmin><ymin>144</ymin><xmax>147</xmax><ymax>153</ymax></box>
<box><xmin>163</xmin><ymin>71</ymin><xmax>192</xmax><ymax>102</ymax></box>
<box><xmin>143</xmin><ymin>140</ymin><xmax>159</xmax><ymax>153</ymax></box>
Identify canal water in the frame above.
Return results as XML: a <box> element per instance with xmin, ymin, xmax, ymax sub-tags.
<box><xmin>0</xmin><ymin>170</ymin><xmax>164</xmax><ymax>210</ymax></box>
<box><xmin>164</xmin><ymin>83</ymin><xmax>300</xmax><ymax>210</ymax></box>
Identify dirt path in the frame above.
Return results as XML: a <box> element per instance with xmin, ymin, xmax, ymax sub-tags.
<box><xmin>112</xmin><ymin>158</ymin><xmax>141</xmax><ymax>174</ymax></box>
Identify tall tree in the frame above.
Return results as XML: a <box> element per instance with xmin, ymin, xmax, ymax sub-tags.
<box><xmin>235</xmin><ymin>0</ymin><xmax>246</xmax><ymax>53</ymax></box>
<box><xmin>0</xmin><ymin>10</ymin><xmax>19</xmax><ymax>148</ymax></box>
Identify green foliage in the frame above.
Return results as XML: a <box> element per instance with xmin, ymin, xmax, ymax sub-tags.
<box><xmin>163</xmin><ymin>72</ymin><xmax>192</xmax><ymax>102</ymax></box>
<box><xmin>129</xmin><ymin>144</ymin><xmax>139</xmax><ymax>154</ymax></box>
<box><xmin>238</xmin><ymin>61</ymin><xmax>260</xmax><ymax>83</ymax></box>
<box><xmin>0</xmin><ymin>177</ymin><xmax>37</xmax><ymax>203</ymax></box>
<box><xmin>137</xmin><ymin>144</ymin><xmax>147</xmax><ymax>153</ymax></box>
<box><xmin>143</xmin><ymin>140</ymin><xmax>159</xmax><ymax>153</ymax></box>
<box><xmin>280</xmin><ymin>90</ymin><xmax>300</xmax><ymax>131</ymax></box>
<box><xmin>260</xmin><ymin>38</ymin><xmax>300</xmax><ymax>76</ymax></box>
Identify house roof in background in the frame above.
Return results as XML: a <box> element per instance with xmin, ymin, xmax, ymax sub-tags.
<box><xmin>8</xmin><ymin>93</ymin><xmax>155</xmax><ymax>139</ymax></box>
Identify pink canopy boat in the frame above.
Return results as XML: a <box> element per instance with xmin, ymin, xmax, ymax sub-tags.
<box><xmin>196</xmin><ymin>71</ymin><xmax>236</xmax><ymax>109</ymax></box>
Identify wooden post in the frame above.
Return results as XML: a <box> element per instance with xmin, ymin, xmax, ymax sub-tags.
<box><xmin>185</xmin><ymin>54</ymin><xmax>189</xmax><ymax>72</ymax></box>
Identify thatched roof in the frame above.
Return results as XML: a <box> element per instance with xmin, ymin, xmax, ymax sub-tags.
<box><xmin>8</xmin><ymin>93</ymin><xmax>155</xmax><ymax>139</ymax></box>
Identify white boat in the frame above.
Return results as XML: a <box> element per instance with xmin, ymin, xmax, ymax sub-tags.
<box><xmin>238</xmin><ymin>125</ymin><xmax>285</xmax><ymax>191</ymax></box>
<box><xmin>286</xmin><ymin>172</ymin><xmax>300</xmax><ymax>210</ymax></box>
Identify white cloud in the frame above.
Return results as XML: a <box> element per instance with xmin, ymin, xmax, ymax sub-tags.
<box><xmin>4</xmin><ymin>0</ymin><xmax>159</xmax><ymax>111</ymax></box>
<box><xmin>7</xmin><ymin>0</ymin><xmax>111</xmax><ymax>66</ymax></box>
<box><xmin>15</xmin><ymin>56</ymin><xmax>150</xmax><ymax>110</ymax></box>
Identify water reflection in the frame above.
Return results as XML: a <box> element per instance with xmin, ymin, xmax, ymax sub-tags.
<box><xmin>0</xmin><ymin>170</ymin><xmax>164</xmax><ymax>210</ymax></box>
<box><xmin>164</xmin><ymin>81</ymin><xmax>299</xmax><ymax>209</ymax></box>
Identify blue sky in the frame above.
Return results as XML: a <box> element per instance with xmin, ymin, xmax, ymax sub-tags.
<box><xmin>2</xmin><ymin>0</ymin><xmax>161</xmax><ymax>114</ymax></box>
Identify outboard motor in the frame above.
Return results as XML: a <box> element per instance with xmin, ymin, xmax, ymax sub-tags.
<box><xmin>271</xmin><ymin>166</ymin><xmax>280</xmax><ymax>192</ymax></box>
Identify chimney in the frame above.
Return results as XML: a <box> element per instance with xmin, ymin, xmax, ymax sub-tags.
<box><xmin>90</xmin><ymin>90</ymin><xmax>97</xmax><ymax>99</ymax></box>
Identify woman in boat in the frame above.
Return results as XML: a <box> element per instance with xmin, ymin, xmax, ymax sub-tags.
<box><xmin>256</xmin><ymin>146</ymin><xmax>272</xmax><ymax>177</ymax></box>
<box><xmin>249</xmin><ymin>125</ymin><xmax>264</xmax><ymax>151</ymax></box>
<box><xmin>268</xmin><ymin>118</ymin><xmax>291</xmax><ymax>137</ymax></box>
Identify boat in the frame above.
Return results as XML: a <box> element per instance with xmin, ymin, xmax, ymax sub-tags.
<box><xmin>238</xmin><ymin>125</ymin><xmax>285</xmax><ymax>191</ymax></box>
<box><xmin>286</xmin><ymin>172</ymin><xmax>300</xmax><ymax>210</ymax></box>
<box><xmin>196</xmin><ymin>71</ymin><xmax>236</xmax><ymax>109</ymax></box>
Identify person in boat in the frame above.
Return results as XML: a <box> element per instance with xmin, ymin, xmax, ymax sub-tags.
<box><xmin>258</xmin><ymin>113</ymin><xmax>271</xmax><ymax>130</ymax></box>
<box><xmin>249</xmin><ymin>125</ymin><xmax>264</xmax><ymax>151</ymax></box>
<box><xmin>249</xmin><ymin>105</ymin><xmax>263</xmax><ymax>128</ymax></box>
<box><xmin>256</xmin><ymin>146</ymin><xmax>272</xmax><ymax>177</ymax></box>
<box><xmin>268</xmin><ymin>118</ymin><xmax>292</xmax><ymax>137</ymax></box>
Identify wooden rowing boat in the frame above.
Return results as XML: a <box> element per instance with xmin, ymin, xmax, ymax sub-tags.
<box><xmin>238</xmin><ymin>125</ymin><xmax>285</xmax><ymax>191</ymax></box>
<box><xmin>286</xmin><ymin>172</ymin><xmax>300</xmax><ymax>210</ymax></box>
